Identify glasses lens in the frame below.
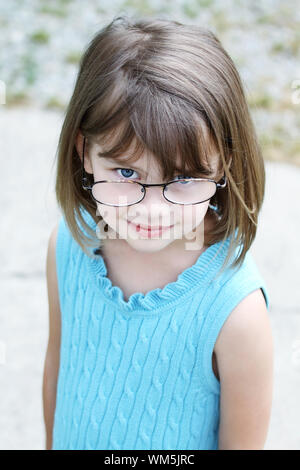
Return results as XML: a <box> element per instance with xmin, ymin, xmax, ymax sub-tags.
<box><xmin>164</xmin><ymin>179</ymin><xmax>216</xmax><ymax>204</ymax></box>
<box><xmin>91</xmin><ymin>179</ymin><xmax>217</xmax><ymax>206</ymax></box>
<box><xmin>92</xmin><ymin>181</ymin><xmax>144</xmax><ymax>206</ymax></box>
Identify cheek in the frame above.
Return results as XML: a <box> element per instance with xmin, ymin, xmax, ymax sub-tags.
<box><xmin>96</xmin><ymin>205</ymin><xmax>117</xmax><ymax>224</ymax></box>
<box><xmin>180</xmin><ymin>202</ymin><xmax>209</xmax><ymax>227</ymax></box>
<box><xmin>96</xmin><ymin>205</ymin><xmax>128</xmax><ymax>230</ymax></box>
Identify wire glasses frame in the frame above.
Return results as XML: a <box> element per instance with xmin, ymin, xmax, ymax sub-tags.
<box><xmin>81</xmin><ymin>136</ymin><xmax>227</xmax><ymax>207</ymax></box>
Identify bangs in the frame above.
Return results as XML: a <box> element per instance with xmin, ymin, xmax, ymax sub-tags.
<box><xmin>82</xmin><ymin>76</ymin><xmax>221</xmax><ymax>181</ymax></box>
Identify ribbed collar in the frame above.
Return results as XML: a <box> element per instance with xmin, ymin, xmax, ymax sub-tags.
<box><xmin>79</xmin><ymin>207</ymin><xmax>233</xmax><ymax>314</ymax></box>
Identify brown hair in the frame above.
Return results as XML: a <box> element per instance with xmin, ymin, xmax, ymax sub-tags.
<box><xmin>55</xmin><ymin>15</ymin><xmax>266</xmax><ymax>274</ymax></box>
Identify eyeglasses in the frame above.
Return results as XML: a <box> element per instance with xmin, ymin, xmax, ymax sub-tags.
<box><xmin>81</xmin><ymin>136</ymin><xmax>227</xmax><ymax>207</ymax></box>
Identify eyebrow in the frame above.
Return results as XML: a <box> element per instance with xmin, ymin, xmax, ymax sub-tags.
<box><xmin>97</xmin><ymin>153</ymin><xmax>214</xmax><ymax>177</ymax></box>
<box><xmin>97</xmin><ymin>155</ymin><xmax>147</xmax><ymax>172</ymax></box>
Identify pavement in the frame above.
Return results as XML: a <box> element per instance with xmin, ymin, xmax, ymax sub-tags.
<box><xmin>0</xmin><ymin>106</ymin><xmax>299</xmax><ymax>450</ymax></box>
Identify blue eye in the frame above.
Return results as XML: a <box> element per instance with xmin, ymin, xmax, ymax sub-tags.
<box><xmin>173</xmin><ymin>175</ymin><xmax>193</xmax><ymax>184</ymax></box>
<box><xmin>113</xmin><ymin>168</ymin><xmax>139</xmax><ymax>180</ymax></box>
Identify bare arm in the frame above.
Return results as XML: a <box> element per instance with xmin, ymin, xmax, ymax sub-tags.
<box><xmin>42</xmin><ymin>223</ymin><xmax>61</xmax><ymax>450</ymax></box>
<box><xmin>215</xmin><ymin>288</ymin><xmax>274</xmax><ymax>450</ymax></box>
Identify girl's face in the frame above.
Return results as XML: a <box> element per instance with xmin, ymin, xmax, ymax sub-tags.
<box><xmin>79</xmin><ymin>136</ymin><xmax>220</xmax><ymax>254</ymax></box>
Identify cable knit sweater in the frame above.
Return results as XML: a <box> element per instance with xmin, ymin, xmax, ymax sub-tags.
<box><xmin>52</xmin><ymin>208</ymin><xmax>270</xmax><ymax>450</ymax></box>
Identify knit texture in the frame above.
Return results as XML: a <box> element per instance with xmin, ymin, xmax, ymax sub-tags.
<box><xmin>52</xmin><ymin>208</ymin><xmax>270</xmax><ymax>450</ymax></box>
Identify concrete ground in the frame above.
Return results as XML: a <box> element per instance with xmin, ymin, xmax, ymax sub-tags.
<box><xmin>0</xmin><ymin>106</ymin><xmax>299</xmax><ymax>450</ymax></box>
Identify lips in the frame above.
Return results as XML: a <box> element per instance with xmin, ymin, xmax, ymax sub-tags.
<box><xmin>128</xmin><ymin>221</ymin><xmax>174</xmax><ymax>231</ymax></box>
<box><xmin>139</xmin><ymin>224</ymin><xmax>172</xmax><ymax>230</ymax></box>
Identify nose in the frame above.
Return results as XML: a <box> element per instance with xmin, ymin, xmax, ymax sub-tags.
<box><xmin>142</xmin><ymin>184</ymin><xmax>167</xmax><ymax>203</ymax></box>
<box><xmin>138</xmin><ymin>185</ymin><xmax>174</xmax><ymax>225</ymax></box>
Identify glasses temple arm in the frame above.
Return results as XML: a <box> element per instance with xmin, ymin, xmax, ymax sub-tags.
<box><xmin>81</xmin><ymin>136</ymin><xmax>93</xmax><ymax>190</ymax></box>
<box><xmin>216</xmin><ymin>173</ymin><xmax>227</xmax><ymax>188</ymax></box>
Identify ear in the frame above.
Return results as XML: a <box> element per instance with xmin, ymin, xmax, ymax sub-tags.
<box><xmin>75</xmin><ymin>130</ymin><xmax>93</xmax><ymax>174</ymax></box>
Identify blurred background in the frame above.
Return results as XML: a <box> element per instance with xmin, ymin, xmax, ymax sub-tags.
<box><xmin>0</xmin><ymin>0</ymin><xmax>299</xmax><ymax>449</ymax></box>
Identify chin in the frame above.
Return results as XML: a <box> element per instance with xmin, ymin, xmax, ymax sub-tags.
<box><xmin>125</xmin><ymin>237</ymin><xmax>174</xmax><ymax>253</ymax></box>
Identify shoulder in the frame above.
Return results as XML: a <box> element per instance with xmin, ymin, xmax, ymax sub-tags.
<box><xmin>215</xmin><ymin>288</ymin><xmax>274</xmax><ymax>449</ymax></box>
<box><xmin>46</xmin><ymin>219</ymin><xmax>64</xmax><ymax>275</ymax></box>
<box><xmin>46</xmin><ymin>222</ymin><xmax>61</xmax><ymax>349</ymax></box>
<box><xmin>216</xmin><ymin>286</ymin><xmax>269</xmax><ymax>335</ymax></box>
<box><xmin>214</xmin><ymin>287</ymin><xmax>273</xmax><ymax>376</ymax></box>
<box><xmin>50</xmin><ymin>221</ymin><xmax>59</xmax><ymax>242</ymax></box>
<box><xmin>46</xmin><ymin>222</ymin><xmax>59</xmax><ymax>277</ymax></box>
<box><xmin>53</xmin><ymin>215</ymin><xmax>74</xmax><ymax>260</ymax></box>
<box><xmin>198</xmin><ymin>247</ymin><xmax>272</xmax><ymax>395</ymax></box>
<box><xmin>48</xmin><ymin>216</ymin><xmax>75</xmax><ymax>287</ymax></box>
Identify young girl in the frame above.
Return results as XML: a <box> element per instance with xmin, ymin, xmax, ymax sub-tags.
<box><xmin>43</xmin><ymin>16</ymin><xmax>273</xmax><ymax>450</ymax></box>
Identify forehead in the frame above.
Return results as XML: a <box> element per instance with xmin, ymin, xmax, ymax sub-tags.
<box><xmin>91</xmin><ymin>115</ymin><xmax>221</xmax><ymax>179</ymax></box>
<box><xmin>96</xmin><ymin>140</ymin><xmax>181</xmax><ymax>170</ymax></box>
<box><xmin>94</xmin><ymin>140</ymin><xmax>220</xmax><ymax>175</ymax></box>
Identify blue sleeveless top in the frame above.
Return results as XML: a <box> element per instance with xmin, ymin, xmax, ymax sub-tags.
<box><xmin>52</xmin><ymin>209</ymin><xmax>270</xmax><ymax>450</ymax></box>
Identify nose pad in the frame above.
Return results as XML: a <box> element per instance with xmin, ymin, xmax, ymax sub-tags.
<box><xmin>143</xmin><ymin>185</ymin><xmax>170</xmax><ymax>208</ymax></box>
